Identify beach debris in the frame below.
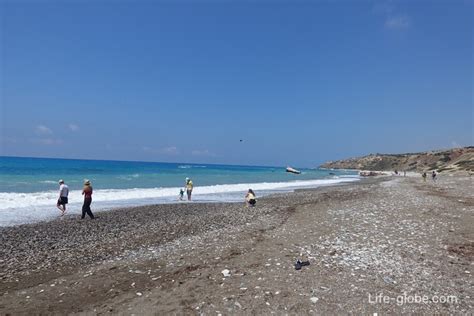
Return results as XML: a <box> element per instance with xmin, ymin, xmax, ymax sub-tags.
<box><xmin>136</xmin><ymin>292</ymin><xmax>142</xmax><ymax>296</ymax></box>
<box><xmin>310</xmin><ymin>297</ymin><xmax>319</xmax><ymax>303</ymax></box>
<box><xmin>294</xmin><ymin>259</ymin><xmax>310</xmax><ymax>270</ymax></box>
<box><xmin>221</xmin><ymin>269</ymin><xmax>231</xmax><ymax>277</ymax></box>
<box><xmin>383</xmin><ymin>276</ymin><xmax>395</xmax><ymax>284</ymax></box>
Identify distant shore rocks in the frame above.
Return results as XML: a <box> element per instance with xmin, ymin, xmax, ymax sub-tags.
<box><xmin>320</xmin><ymin>146</ymin><xmax>474</xmax><ymax>173</ymax></box>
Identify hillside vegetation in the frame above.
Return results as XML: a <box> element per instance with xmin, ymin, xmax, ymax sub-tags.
<box><xmin>320</xmin><ymin>147</ymin><xmax>474</xmax><ymax>173</ymax></box>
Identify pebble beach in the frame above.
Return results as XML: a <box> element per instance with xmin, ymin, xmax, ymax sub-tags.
<box><xmin>0</xmin><ymin>175</ymin><xmax>472</xmax><ymax>314</ymax></box>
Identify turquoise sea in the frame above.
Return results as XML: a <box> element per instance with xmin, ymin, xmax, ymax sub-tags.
<box><xmin>0</xmin><ymin>156</ymin><xmax>359</xmax><ymax>226</ymax></box>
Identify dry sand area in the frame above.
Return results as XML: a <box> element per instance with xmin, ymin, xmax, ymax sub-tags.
<box><xmin>0</xmin><ymin>175</ymin><xmax>472</xmax><ymax>314</ymax></box>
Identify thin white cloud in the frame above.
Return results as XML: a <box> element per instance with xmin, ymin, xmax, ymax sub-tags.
<box><xmin>31</xmin><ymin>138</ymin><xmax>63</xmax><ymax>145</ymax></box>
<box><xmin>162</xmin><ymin>146</ymin><xmax>179</xmax><ymax>155</ymax></box>
<box><xmin>33</xmin><ymin>125</ymin><xmax>62</xmax><ymax>144</ymax></box>
<box><xmin>385</xmin><ymin>15</ymin><xmax>411</xmax><ymax>30</ymax></box>
<box><xmin>35</xmin><ymin>125</ymin><xmax>53</xmax><ymax>135</ymax></box>
<box><xmin>68</xmin><ymin>123</ymin><xmax>79</xmax><ymax>132</ymax></box>
<box><xmin>191</xmin><ymin>149</ymin><xmax>216</xmax><ymax>157</ymax></box>
<box><xmin>143</xmin><ymin>146</ymin><xmax>180</xmax><ymax>155</ymax></box>
<box><xmin>373</xmin><ymin>1</ymin><xmax>412</xmax><ymax>30</ymax></box>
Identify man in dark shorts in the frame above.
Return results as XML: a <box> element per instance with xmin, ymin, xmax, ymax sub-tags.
<box><xmin>56</xmin><ymin>179</ymin><xmax>69</xmax><ymax>216</ymax></box>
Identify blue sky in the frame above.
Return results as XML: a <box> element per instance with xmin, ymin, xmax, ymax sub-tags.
<box><xmin>1</xmin><ymin>0</ymin><xmax>472</xmax><ymax>167</ymax></box>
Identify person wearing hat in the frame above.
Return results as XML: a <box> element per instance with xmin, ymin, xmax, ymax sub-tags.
<box><xmin>56</xmin><ymin>179</ymin><xmax>69</xmax><ymax>216</ymax></box>
<box><xmin>185</xmin><ymin>177</ymin><xmax>193</xmax><ymax>201</ymax></box>
<box><xmin>81</xmin><ymin>179</ymin><xmax>94</xmax><ymax>219</ymax></box>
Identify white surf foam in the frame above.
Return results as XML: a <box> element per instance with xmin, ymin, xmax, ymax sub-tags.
<box><xmin>178</xmin><ymin>165</ymin><xmax>207</xmax><ymax>169</ymax></box>
<box><xmin>0</xmin><ymin>178</ymin><xmax>358</xmax><ymax>227</ymax></box>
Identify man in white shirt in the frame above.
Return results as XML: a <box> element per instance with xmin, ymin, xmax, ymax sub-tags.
<box><xmin>57</xmin><ymin>179</ymin><xmax>69</xmax><ymax>216</ymax></box>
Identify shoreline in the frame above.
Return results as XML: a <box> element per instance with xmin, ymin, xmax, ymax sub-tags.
<box><xmin>1</xmin><ymin>174</ymin><xmax>472</xmax><ymax>314</ymax></box>
<box><xmin>0</xmin><ymin>176</ymin><xmax>361</xmax><ymax>228</ymax></box>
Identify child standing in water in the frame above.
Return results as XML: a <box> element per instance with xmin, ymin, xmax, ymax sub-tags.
<box><xmin>178</xmin><ymin>188</ymin><xmax>185</xmax><ymax>201</ymax></box>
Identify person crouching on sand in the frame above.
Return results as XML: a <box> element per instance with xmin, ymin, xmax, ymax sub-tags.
<box><xmin>57</xmin><ymin>179</ymin><xmax>69</xmax><ymax>216</ymax></box>
<box><xmin>81</xmin><ymin>180</ymin><xmax>94</xmax><ymax>219</ymax></box>
<box><xmin>245</xmin><ymin>189</ymin><xmax>256</xmax><ymax>207</ymax></box>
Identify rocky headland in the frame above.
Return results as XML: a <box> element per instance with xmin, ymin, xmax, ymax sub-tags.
<box><xmin>320</xmin><ymin>146</ymin><xmax>474</xmax><ymax>173</ymax></box>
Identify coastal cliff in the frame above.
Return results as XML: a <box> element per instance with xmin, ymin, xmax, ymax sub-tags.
<box><xmin>320</xmin><ymin>147</ymin><xmax>474</xmax><ymax>172</ymax></box>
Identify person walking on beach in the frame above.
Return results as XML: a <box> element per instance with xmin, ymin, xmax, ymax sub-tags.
<box><xmin>431</xmin><ymin>171</ymin><xmax>437</xmax><ymax>182</ymax></box>
<box><xmin>245</xmin><ymin>189</ymin><xmax>257</xmax><ymax>207</ymax></box>
<box><xmin>422</xmin><ymin>172</ymin><xmax>427</xmax><ymax>182</ymax></box>
<box><xmin>56</xmin><ymin>179</ymin><xmax>69</xmax><ymax>216</ymax></box>
<box><xmin>185</xmin><ymin>177</ymin><xmax>193</xmax><ymax>201</ymax></box>
<box><xmin>81</xmin><ymin>180</ymin><xmax>94</xmax><ymax>219</ymax></box>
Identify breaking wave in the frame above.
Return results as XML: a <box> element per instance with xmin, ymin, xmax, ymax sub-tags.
<box><xmin>0</xmin><ymin>177</ymin><xmax>359</xmax><ymax>226</ymax></box>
